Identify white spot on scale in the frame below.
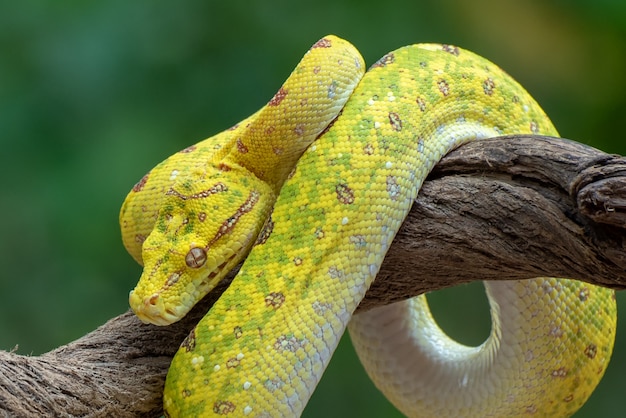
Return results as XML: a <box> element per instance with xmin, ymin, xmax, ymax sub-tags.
<box><xmin>169</xmin><ymin>169</ymin><xmax>179</xmax><ymax>181</ymax></box>
<box><xmin>460</xmin><ymin>373</ymin><xmax>469</xmax><ymax>387</ymax></box>
<box><xmin>367</xmin><ymin>98</ymin><xmax>375</xmax><ymax>105</ymax></box>
<box><xmin>310</xmin><ymin>145</ymin><xmax>317</xmax><ymax>152</ymax></box>
<box><xmin>243</xmin><ymin>381</ymin><xmax>251</xmax><ymax>390</ymax></box>
<box><xmin>243</xmin><ymin>406</ymin><xmax>253</xmax><ymax>415</ymax></box>
<box><xmin>523</xmin><ymin>104</ymin><xmax>529</xmax><ymax>112</ymax></box>
<box><xmin>341</xmin><ymin>217</ymin><xmax>349</xmax><ymax>225</ymax></box>
<box><xmin>385</xmin><ymin>161</ymin><xmax>393</xmax><ymax>169</ymax></box>
<box><xmin>387</xmin><ymin>91</ymin><xmax>396</xmax><ymax>101</ymax></box>
<box><xmin>191</xmin><ymin>355</ymin><xmax>204</xmax><ymax>365</ymax></box>
<box><xmin>236</xmin><ymin>352</ymin><xmax>244</xmax><ymax>361</ymax></box>
<box><xmin>374</xmin><ymin>121</ymin><xmax>381</xmax><ymax>129</ymax></box>
<box><xmin>213</xmin><ymin>364</ymin><xmax>220</xmax><ymax>372</ymax></box>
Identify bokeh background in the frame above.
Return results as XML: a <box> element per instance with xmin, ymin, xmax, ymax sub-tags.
<box><xmin>1</xmin><ymin>1</ymin><xmax>625</xmax><ymax>416</ymax></box>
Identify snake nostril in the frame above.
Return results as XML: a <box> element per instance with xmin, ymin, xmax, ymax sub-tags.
<box><xmin>148</xmin><ymin>294</ymin><xmax>159</xmax><ymax>306</ymax></box>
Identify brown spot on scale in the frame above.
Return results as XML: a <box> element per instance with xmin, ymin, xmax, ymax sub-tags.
<box><xmin>350</xmin><ymin>235</ymin><xmax>366</xmax><ymax>247</ymax></box>
<box><xmin>371</xmin><ymin>53</ymin><xmax>395</xmax><ymax>68</ymax></box>
<box><xmin>563</xmin><ymin>394</ymin><xmax>574</xmax><ymax>403</ymax></box>
<box><xmin>268</xmin><ymin>87</ymin><xmax>288</xmax><ymax>106</ymax></box>
<box><xmin>256</xmin><ymin>217</ymin><xmax>274</xmax><ymax>245</ymax></box>
<box><xmin>483</xmin><ymin>78</ymin><xmax>495</xmax><ymax>95</ymax></box>
<box><xmin>181</xmin><ymin>328</ymin><xmax>196</xmax><ymax>352</ymax></box>
<box><xmin>213</xmin><ymin>400</ymin><xmax>236</xmax><ymax>415</ymax></box>
<box><xmin>234</xmin><ymin>326</ymin><xmax>243</xmax><ymax>339</ymax></box>
<box><xmin>579</xmin><ymin>287</ymin><xmax>590</xmax><ymax>302</ymax></box>
<box><xmin>313</xmin><ymin>65</ymin><xmax>321</xmax><ymax>74</ymax></box>
<box><xmin>530</xmin><ymin>121</ymin><xmax>539</xmax><ymax>133</ymax></box>
<box><xmin>226</xmin><ymin>357</ymin><xmax>241</xmax><ymax>369</ymax></box>
<box><xmin>441</xmin><ymin>44</ymin><xmax>460</xmax><ymax>56</ymax></box>
<box><xmin>294</xmin><ymin>123</ymin><xmax>305</xmax><ymax>136</ymax></box>
<box><xmin>416</xmin><ymin>97</ymin><xmax>427</xmax><ymax>112</ymax></box>
<box><xmin>236</xmin><ymin>138</ymin><xmax>249</xmax><ymax>153</ymax></box>
<box><xmin>265</xmin><ymin>291</ymin><xmax>286</xmax><ymax>309</ymax></box>
<box><xmin>198</xmin><ymin>212</ymin><xmax>207</xmax><ymax>222</ymax></box>
<box><xmin>388</xmin><ymin>112</ymin><xmax>402</xmax><ymax>131</ymax></box>
<box><xmin>584</xmin><ymin>344</ymin><xmax>597</xmax><ymax>359</ymax></box>
<box><xmin>312</xmin><ymin>37</ymin><xmax>332</xmax><ymax>48</ymax></box>
<box><xmin>165</xmin><ymin>271</ymin><xmax>182</xmax><ymax>289</ymax></box>
<box><xmin>167</xmin><ymin>183</ymin><xmax>228</xmax><ymax>200</ymax></box>
<box><xmin>132</xmin><ymin>173</ymin><xmax>149</xmax><ymax>192</ymax></box>
<box><xmin>218</xmin><ymin>163</ymin><xmax>231</xmax><ymax>171</ymax></box>
<box><xmin>210</xmin><ymin>190</ymin><xmax>260</xmax><ymax>244</ymax></box>
<box><xmin>134</xmin><ymin>234</ymin><xmax>147</xmax><ymax>244</ymax></box>
<box><xmin>312</xmin><ymin>300</ymin><xmax>332</xmax><ymax>316</ymax></box>
<box><xmin>336</xmin><ymin>183</ymin><xmax>355</xmax><ymax>204</ymax></box>
<box><xmin>179</xmin><ymin>145</ymin><xmax>197</xmax><ymax>153</ymax></box>
<box><xmin>549</xmin><ymin>326</ymin><xmax>563</xmax><ymax>338</ymax></box>
<box><xmin>363</xmin><ymin>143</ymin><xmax>374</xmax><ymax>155</ymax></box>
<box><xmin>274</xmin><ymin>335</ymin><xmax>306</xmax><ymax>352</ymax></box>
<box><xmin>328</xmin><ymin>266</ymin><xmax>344</xmax><ymax>279</ymax></box>
<box><xmin>438</xmin><ymin>79</ymin><xmax>450</xmax><ymax>96</ymax></box>
<box><xmin>387</xmin><ymin>176</ymin><xmax>401</xmax><ymax>200</ymax></box>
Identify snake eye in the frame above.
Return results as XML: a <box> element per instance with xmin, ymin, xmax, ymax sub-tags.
<box><xmin>185</xmin><ymin>247</ymin><xmax>207</xmax><ymax>268</ymax></box>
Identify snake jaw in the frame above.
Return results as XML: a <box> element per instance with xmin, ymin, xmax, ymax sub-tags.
<box><xmin>129</xmin><ymin>289</ymin><xmax>183</xmax><ymax>326</ymax></box>
<box><xmin>129</xmin><ymin>257</ymin><xmax>225</xmax><ymax>326</ymax></box>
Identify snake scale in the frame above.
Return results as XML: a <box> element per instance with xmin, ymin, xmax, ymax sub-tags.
<box><xmin>120</xmin><ymin>35</ymin><xmax>617</xmax><ymax>417</ymax></box>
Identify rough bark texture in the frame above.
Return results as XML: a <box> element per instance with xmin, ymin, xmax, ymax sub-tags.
<box><xmin>1</xmin><ymin>135</ymin><xmax>625</xmax><ymax>417</ymax></box>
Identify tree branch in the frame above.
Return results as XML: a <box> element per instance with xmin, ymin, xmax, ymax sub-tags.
<box><xmin>2</xmin><ymin>135</ymin><xmax>625</xmax><ymax>417</ymax></box>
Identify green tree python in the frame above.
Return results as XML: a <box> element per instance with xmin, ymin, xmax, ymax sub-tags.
<box><xmin>120</xmin><ymin>35</ymin><xmax>617</xmax><ymax>417</ymax></box>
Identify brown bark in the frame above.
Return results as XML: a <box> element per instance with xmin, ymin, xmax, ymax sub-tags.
<box><xmin>1</xmin><ymin>135</ymin><xmax>625</xmax><ymax>417</ymax></box>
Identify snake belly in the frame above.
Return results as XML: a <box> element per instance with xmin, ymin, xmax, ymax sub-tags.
<box><xmin>121</xmin><ymin>36</ymin><xmax>616</xmax><ymax>417</ymax></box>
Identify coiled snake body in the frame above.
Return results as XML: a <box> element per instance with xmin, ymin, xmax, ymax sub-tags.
<box><xmin>121</xmin><ymin>36</ymin><xmax>616</xmax><ymax>417</ymax></box>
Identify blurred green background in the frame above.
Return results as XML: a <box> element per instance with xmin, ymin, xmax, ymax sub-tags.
<box><xmin>1</xmin><ymin>0</ymin><xmax>625</xmax><ymax>416</ymax></box>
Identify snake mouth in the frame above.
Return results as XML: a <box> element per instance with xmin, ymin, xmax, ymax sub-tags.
<box><xmin>129</xmin><ymin>290</ymin><xmax>187</xmax><ymax>326</ymax></box>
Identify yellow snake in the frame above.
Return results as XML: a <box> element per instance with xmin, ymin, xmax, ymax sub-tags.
<box><xmin>120</xmin><ymin>35</ymin><xmax>617</xmax><ymax>417</ymax></box>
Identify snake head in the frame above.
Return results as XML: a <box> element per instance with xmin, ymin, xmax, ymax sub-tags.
<box><xmin>129</xmin><ymin>165</ymin><xmax>273</xmax><ymax>326</ymax></box>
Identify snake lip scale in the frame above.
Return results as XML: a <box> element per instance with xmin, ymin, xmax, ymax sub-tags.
<box><xmin>121</xmin><ymin>35</ymin><xmax>617</xmax><ymax>417</ymax></box>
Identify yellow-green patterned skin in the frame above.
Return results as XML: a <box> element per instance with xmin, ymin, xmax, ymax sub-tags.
<box><xmin>121</xmin><ymin>36</ymin><xmax>616</xmax><ymax>417</ymax></box>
